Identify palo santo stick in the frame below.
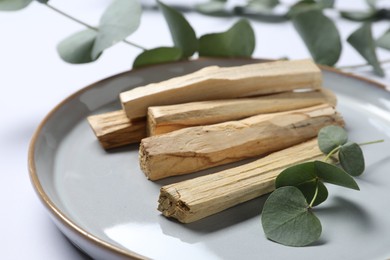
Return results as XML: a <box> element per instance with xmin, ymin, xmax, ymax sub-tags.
<box><xmin>87</xmin><ymin>110</ymin><xmax>146</xmax><ymax>149</ymax></box>
<box><xmin>120</xmin><ymin>59</ymin><xmax>322</xmax><ymax>121</ymax></box>
<box><xmin>140</xmin><ymin>104</ymin><xmax>344</xmax><ymax>180</ymax></box>
<box><xmin>88</xmin><ymin>88</ymin><xmax>336</xmax><ymax>149</ymax></box>
<box><xmin>147</xmin><ymin>89</ymin><xmax>336</xmax><ymax>136</ymax></box>
<box><xmin>158</xmin><ymin>139</ymin><xmax>325</xmax><ymax>223</ymax></box>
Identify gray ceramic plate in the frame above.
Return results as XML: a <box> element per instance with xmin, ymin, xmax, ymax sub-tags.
<box><xmin>29</xmin><ymin>59</ymin><xmax>390</xmax><ymax>260</ymax></box>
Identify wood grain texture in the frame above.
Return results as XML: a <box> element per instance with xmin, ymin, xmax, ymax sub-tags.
<box><xmin>147</xmin><ymin>89</ymin><xmax>336</xmax><ymax>136</ymax></box>
<box><xmin>87</xmin><ymin>110</ymin><xmax>146</xmax><ymax>149</ymax></box>
<box><xmin>88</xmin><ymin>89</ymin><xmax>336</xmax><ymax>149</ymax></box>
<box><xmin>158</xmin><ymin>139</ymin><xmax>325</xmax><ymax>223</ymax></box>
<box><xmin>120</xmin><ymin>59</ymin><xmax>322</xmax><ymax>121</ymax></box>
<box><xmin>140</xmin><ymin>104</ymin><xmax>344</xmax><ymax>180</ymax></box>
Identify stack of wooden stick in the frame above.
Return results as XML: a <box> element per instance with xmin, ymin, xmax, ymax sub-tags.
<box><xmin>88</xmin><ymin>59</ymin><xmax>344</xmax><ymax>223</ymax></box>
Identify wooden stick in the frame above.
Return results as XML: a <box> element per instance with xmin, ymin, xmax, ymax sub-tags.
<box><xmin>87</xmin><ymin>110</ymin><xmax>146</xmax><ymax>149</ymax></box>
<box><xmin>147</xmin><ymin>89</ymin><xmax>336</xmax><ymax>136</ymax></box>
<box><xmin>158</xmin><ymin>139</ymin><xmax>325</xmax><ymax>223</ymax></box>
<box><xmin>88</xmin><ymin>89</ymin><xmax>336</xmax><ymax>149</ymax></box>
<box><xmin>120</xmin><ymin>59</ymin><xmax>322</xmax><ymax>121</ymax></box>
<box><xmin>140</xmin><ymin>104</ymin><xmax>344</xmax><ymax>180</ymax></box>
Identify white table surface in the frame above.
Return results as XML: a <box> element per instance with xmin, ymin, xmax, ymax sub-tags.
<box><xmin>1</xmin><ymin>1</ymin><xmax>389</xmax><ymax>259</ymax></box>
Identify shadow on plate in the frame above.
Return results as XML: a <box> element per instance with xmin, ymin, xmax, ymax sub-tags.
<box><xmin>159</xmin><ymin>193</ymin><xmax>269</xmax><ymax>243</ymax></box>
<box><xmin>315</xmin><ymin>196</ymin><xmax>375</xmax><ymax>232</ymax></box>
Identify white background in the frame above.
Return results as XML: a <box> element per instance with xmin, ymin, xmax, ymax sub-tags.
<box><xmin>1</xmin><ymin>0</ymin><xmax>389</xmax><ymax>259</ymax></box>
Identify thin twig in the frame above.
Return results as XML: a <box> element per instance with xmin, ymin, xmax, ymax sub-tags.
<box><xmin>45</xmin><ymin>3</ymin><xmax>146</xmax><ymax>50</ymax></box>
<box><xmin>358</xmin><ymin>139</ymin><xmax>384</xmax><ymax>146</ymax></box>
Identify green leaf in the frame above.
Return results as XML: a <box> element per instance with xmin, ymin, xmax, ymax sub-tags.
<box><xmin>248</xmin><ymin>0</ymin><xmax>280</xmax><ymax>9</ymax></box>
<box><xmin>377</xmin><ymin>28</ymin><xmax>390</xmax><ymax>50</ymax></box>
<box><xmin>347</xmin><ymin>23</ymin><xmax>385</xmax><ymax>77</ymax></box>
<box><xmin>57</xmin><ymin>29</ymin><xmax>98</xmax><ymax>64</ymax></box>
<box><xmin>276</xmin><ymin>162</ymin><xmax>317</xmax><ymax>188</ymax></box>
<box><xmin>276</xmin><ymin>162</ymin><xmax>328</xmax><ymax>206</ymax></box>
<box><xmin>319</xmin><ymin>0</ymin><xmax>335</xmax><ymax>8</ymax></box>
<box><xmin>339</xmin><ymin>142</ymin><xmax>365</xmax><ymax>176</ymax></box>
<box><xmin>276</xmin><ymin>161</ymin><xmax>359</xmax><ymax>192</ymax></box>
<box><xmin>234</xmin><ymin>8</ymin><xmax>287</xmax><ymax>23</ymax></box>
<box><xmin>287</xmin><ymin>0</ymin><xmax>333</xmax><ymax>18</ymax></box>
<box><xmin>36</xmin><ymin>0</ymin><xmax>49</xmax><ymax>3</ymax></box>
<box><xmin>133</xmin><ymin>47</ymin><xmax>182</xmax><ymax>68</ymax></box>
<box><xmin>91</xmin><ymin>0</ymin><xmax>142</xmax><ymax>59</ymax></box>
<box><xmin>261</xmin><ymin>186</ymin><xmax>322</xmax><ymax>247</ymax></box>
<box><xmin>366</xmin><ymin>0</ymin><xmax>377</xmax><ymax>8</ymax></box>
<box><xmin>318</xmin><ymin>125</ymin><xmax>348</xmax><ymax>154</ymax></box>
<box><xmin>292</xmin><ymin>10</ymin><xmax>341</xmax><ymax>66</ymax></box>
<box><xmin>314</xmin><ymin>161</ymin><xmax>360</xmax><ymax>190</ymax></box>
<box><xmin>288</xmin><ymin>1</ymin><xmax>317</xmax><ymax>18</ymax></box>
<box><xmin>0</xmin><ymin>0</ymin><xmax>32</xmax><ymax>10</ymax></box>
<box><xmin>195</xmin><ymin>1</ymin><xmax>230</xmax><ymax>17</ymax></box>
<box><xmin>158</xmin><ymin>0</ymin><xmax>198</xmax><ymax>58</ymax></box>
<box><xmin>340</xmin><ymin>10</ymin><xmax>379</xmax><ymax>22</ymax></box>
<box><xmin>199</xmin><ymin>19</ymin><xmax>255</xmax><ymax>57</ymax></box>
<box><xmin>233</xmin><ymin>1</ymin><xmax>287</xmax><ymax>23</ymax></box>
<box><xmin>299</xmin><ymin>181</ymin><xmax>328</xmax><ymax>207</ymax></box>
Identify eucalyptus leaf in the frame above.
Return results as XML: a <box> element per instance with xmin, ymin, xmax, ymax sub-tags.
<box><xmin>339</xmin><ymin>142</ymin><xmax>365</xmax><ymax>176</ymax></box>
<box><xmin>292</xmin><ymin>10</ymin><xmax>341</xmax><ymax>66</ymax></box>
<box><xmin>340</xmin><ymin>10</ymin><xmax>379</xmax><ymax>22</ymax></box>
<box><xmin>314</xmin><ymin>161</ymin><xmax>360</xmax><ymax>190</ymax></box>
<box><xmin>376</xmin><ymin>28</ymin><xmax>390</xmax><ymax>50</ymax></box>
<box><xmin>366</xmin><ymin>0</ymin><xmax>377</xmax><ymax>8</ymax></box>
<box><xmin>195</xmin><ymin>1</ymin><xmax>230</xmax><ymax>17</ymax></box>
<box><xmin>234</xmin><ymin>5</ymin><xmax>287</xmax><ymax>23</ymax></box>
<box><xmin>248</xmin><ymin>0</ymin><xmax>280</xmax><ymax>9</ymax></box>
<box><xmin>319</xmin><ymin>0</ymin><xmax>334</xmax><ymax>8</ymax></box>
<box><xmin>276</xmin><ymin>162</ymin><xmax>328</xmax><ymax>206</ymax></box>
<box><xmin>199</xmin><ymin>19</ymin><xmax>255</xmax><ymax>57</ymax></box>
<box><xmin>287</xmin><ymin>0</ymin><xmax>333</xmax><ymax>18</ymax></box>
<box><xmin>261</xmin><ymin>186</ymin><xmax>322</xmax><ymax>247</ymax></box>
<box><xmin>158</xmin><ymin>0</ymin><xmax>198</xmax><ymax>58</ymax></box>
<box><xmin>91</xmin><ymin>0</ymin><xmax>142</xmax><ymax>59</ymax></box>
<box><xmin>133</xmin><ymin>47</ymin><xmax>182</xmax><ymax>68</ymax></box>
<box><xmin>0</xmin><ymin>0</ymin><xmax>32</xmax><ymax>11</ymax></box>
<box><xmin>57</xmin><ymin>29</ymin><xmax>98</xmax><ymax>64</ymax></box>
<box><xmin>299</xmin><ymin>180</ymin><xmax>328</xmax><ymax>207</ymax></box>
<box><xmin>288</xmin><ymin>1</ymin><xmax>318</xmax><ymax>18</ymax></box>
<box><xmin>318</xmin><ymin>125</ymin><xmax>348</xmax><ymax>154</ymax></box>
<box><xmin>377</xmin><ymin>9</ymin><xmax>390</xmax><ymax>20</ymax></box>
<box><xmin>341</xmin><ymin>9</ymin><xmax>390</xmax><ymax>22</ymax></box>
<box><xmin>276</xmin><ymin>160</ymin><xmax>359</xmax><ymax>191</ymax></box>
<box><xmin>347</xmin><ymin>23</ymin><xmax>385</xmax><ymax>77</ymax></box>
<box><xmin>36</xmin><ymin>0</ymin><xmax>49</xmax><ymax>3</ymax></box>
<box><xmin>276</xmin><ymin>162</ymin><xmax>317</xmax><ymax>188</ymax></box>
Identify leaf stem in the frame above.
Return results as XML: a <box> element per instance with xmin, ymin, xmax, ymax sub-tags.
<box><xmin>45</xmin><ymin>3</ymin><xmax>97</xmax><ymax>30</ymax></box>
<box><xmin>44</xmin><ymin>3</ymin><xmax>146</xmax><ymax>50</ymax></box>
<box><xmin>338</xmin><ymin>59</ymin><xmax>390</xmax><ymax>70</ymax></box>
<box><xmin>324</xmin><ymin>146</ymin><xmax>340</xmax><ymax>162</ymax></box>
<box><xmin>358</xmin><ymin>139</ymin><xmax>384</xmax><ymax>146</ymax></box>
<box><xmin>309</xmin><ymin>181</ymin><xmax>319</xmax><ymax>208</ymax></box>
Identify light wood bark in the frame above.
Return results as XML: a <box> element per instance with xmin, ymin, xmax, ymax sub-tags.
<box><xmin>140</xmin><ymin>104</ymin><xmax>343</xmax><ymax>180</ymax></box>
<box><xmin>158</xmin><ymin>139</ymin><xmax>326</xmax><ymax>223</ymax></box>
<box><xmin>147</xmin><ymin>89</ymin><xmax>336</xmax><ymax>136</ymax></box>
<box><xmin>87</xmin><ymin>110</ymin><xmax>146</xmax><ymax>149</ymax></box>
<box><xmin>120</xmin><ymin>59</ymin><xmax>322</xmax><ymax>121</ymax></box>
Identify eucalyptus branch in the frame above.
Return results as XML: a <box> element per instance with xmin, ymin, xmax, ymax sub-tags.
<box><xmin>358</xmin><ymin>139</ymin><xmax>385</xmax><ymax>146</ymax></box>
<box><xmin>44</xmin><ymin>3</ymin><xmax>146</xmax><ymax>50</ymax></box>
<box><xmin>323</xmin><ymin>145</ymin><xmax>340</xmax><ymax>163</ymax></box>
